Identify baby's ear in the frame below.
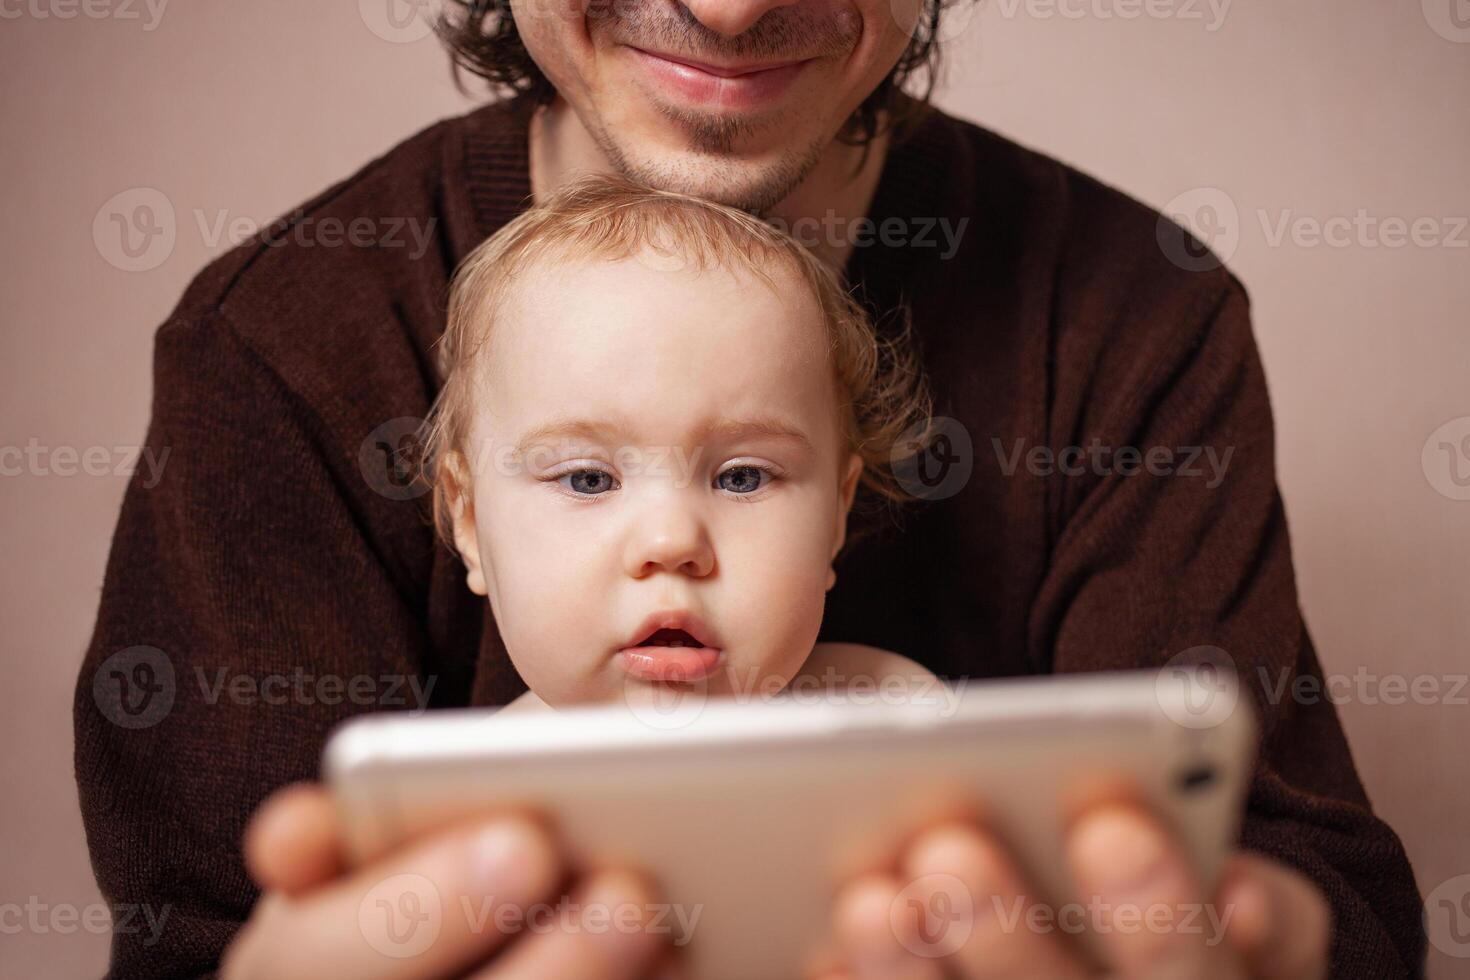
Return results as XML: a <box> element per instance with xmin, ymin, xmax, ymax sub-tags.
<box><xmin>832</xmin><ymin>453</ymin><xmax>864</xmax><ymax>559</ymax></box>
<box><xmin>442</xmin><ymin>451</ymin><xmax>488</xmax><ymax>596</ymax></box>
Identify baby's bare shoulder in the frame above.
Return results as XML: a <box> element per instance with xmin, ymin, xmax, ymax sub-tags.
<box><xmin>799</xmin><ymin>642</ymin><xmax>936</xmax><ymax>686</ymax></box>
<box><xmin>495</xmin><ymin>690</ymin><xmax>552</xmax><ymax>714</ymax></box>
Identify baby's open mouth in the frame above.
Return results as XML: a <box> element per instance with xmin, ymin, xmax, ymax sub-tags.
<box><xmin>619</xmin><ymin>624</ymin><xmax>723</xmax><ymax>683</ymax></box>
<box><xmin>640</xmin><ymin>627</ymin><xmax>701</xmax><ymax>647</ymax></box>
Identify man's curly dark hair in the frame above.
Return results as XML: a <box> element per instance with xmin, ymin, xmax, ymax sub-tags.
<box><xmin>435</xmin><ymin>0</ymin><xmax>967</xmax><ymax>147</ymax></box>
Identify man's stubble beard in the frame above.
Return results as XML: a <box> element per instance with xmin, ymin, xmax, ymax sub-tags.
<box><xmin>572</xmin><ymin>0</ymin><xmax>852</xmax><ymax>213</ymax></box>
<box><xmin>581</xmin><ymin>103</ymin><xmax>831</xmax><ymax>216</ymax></box>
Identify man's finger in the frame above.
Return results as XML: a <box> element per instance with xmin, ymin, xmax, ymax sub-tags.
<box><xmin>902</xmin><ymin>822</ymin><xmax>1091</xmax><ymax>980</ymax></box>
<box><xmin>472</xmin><ymin>868</ymin><xmax>670</xmax><ymax>980</ymax></box>
<box><xmin>244</xmin><ymin>783</ymin><xmax>343</xmax><ymax>895</ymax></box>
<box><xmin>226</xmin><ymin>813</ymin><xmax>562</xmax><ymax>980</ymax></box>
<box><xmin>828</xmin><ymin>873</ymin><xmax>946</xmax><ymax>980</ymax></box>
<box><xmin>1066</xmin><ymin>803</ymin><xmax>1244</xmax><ymax>980</ymax></box>
<box><xmin>1218</xmin><ymin>852</ymin><xmax>1331</xmax><ymax>980</ymax></box>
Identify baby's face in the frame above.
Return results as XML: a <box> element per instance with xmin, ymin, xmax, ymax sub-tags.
<box><xmin>451</xmin><ymin>250</ymin><xmax>861</xmax><ymax>706</ymax></box>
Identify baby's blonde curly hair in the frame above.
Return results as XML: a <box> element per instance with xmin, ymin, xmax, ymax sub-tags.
<box><xmin>421</xmin><ymin>172</ymin><xmax>934</xmax><ymax>549</ymax></box>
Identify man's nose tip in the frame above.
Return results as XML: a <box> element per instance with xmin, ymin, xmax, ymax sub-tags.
<box><xmin>680</xmin><ymin>0</ymin><xmax>801</xmax><ymax>39</ymax></box>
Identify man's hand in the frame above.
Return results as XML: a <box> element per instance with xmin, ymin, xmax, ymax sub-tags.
<box><xmin>816</xmin><ymin>800</ymin><xmax>1330</xmax><ymax>980</ymax></box>
<box><xmin>221</xmin><ymin>784</ymin><xmax>677</xmax><ymax>980</ymax></box>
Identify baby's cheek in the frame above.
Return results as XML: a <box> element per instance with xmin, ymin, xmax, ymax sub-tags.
<box><xmin>483</xmin><ymin>537</ymin><xmax>612</xmax><ymax>702</ymax></box>
<box><xmin>727</xmin><ymin>550</ymin><xmax>831</xmax><ymax>679</ymax></box>
<box><xmin>500</xmin><ymin>613</ymin><xmax>611</xmax><ymax>706</ymax></box>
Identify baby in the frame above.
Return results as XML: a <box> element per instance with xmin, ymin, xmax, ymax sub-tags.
<box><xmin>423</xmin><ymin>173</ymin><xmax>939</xmax><ymax>713</ymax></box>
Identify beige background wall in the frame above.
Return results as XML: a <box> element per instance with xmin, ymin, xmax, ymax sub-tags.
<box><xmin>2</xmin><ymin>1</ymin><xmax>1465</xmax><ymax>976</ymax></box>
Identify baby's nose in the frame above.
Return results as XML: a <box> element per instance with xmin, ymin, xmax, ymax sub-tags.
<box><xmin>623</xmin><ymin>509</ymin><xmax>715</xmax><ymax>579</ymax></box>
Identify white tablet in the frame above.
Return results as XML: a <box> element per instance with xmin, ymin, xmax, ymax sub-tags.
<box><xmin>325</xmin><ymin>666</ymin><xmax>1255</xmax><ymax>979</ymax></box>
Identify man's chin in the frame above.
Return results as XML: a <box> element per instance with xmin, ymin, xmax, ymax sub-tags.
<box><xmin>613</xmin><ymin>142</ymin><xmax>824</xmax><ymax>215</ymax></box>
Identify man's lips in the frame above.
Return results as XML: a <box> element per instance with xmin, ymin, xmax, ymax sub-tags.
<box><xmin>627</xmin><ymin>46</ymin><xmax>811</xmax><ymax>110</ymax></box>
<box><xmin>643</xmin><ymin>49</ymin><xmax>808</xmax><ymax>77</ymax></box>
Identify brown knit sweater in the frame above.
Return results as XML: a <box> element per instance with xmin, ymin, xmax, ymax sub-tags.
<box><xmin>74</xmin><ymin>94</ymin><xmax>1425</xmax><ymax>978</ymax></box>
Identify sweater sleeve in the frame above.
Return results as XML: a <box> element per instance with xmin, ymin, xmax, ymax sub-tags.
<box><xmin>1028</xmin><ymin>280</ymin><xmax>1426</xmax><ymax>978</ymax></box>
<box><xmin>73</xmin><ymin>310</ymin><xmax>434</xmax><ymax>979</ymax></box>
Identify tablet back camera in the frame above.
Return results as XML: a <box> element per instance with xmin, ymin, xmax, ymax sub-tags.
<box><xmin>1175</xmin><ymin>762</ymin><xmax>1219</xmax><ymax>794</ymax></box>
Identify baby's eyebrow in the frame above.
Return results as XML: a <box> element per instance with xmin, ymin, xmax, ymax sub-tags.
<box><xmin>512</xmin><ymin>415</ymin><xmax>814</xmax><ymax>456</ymax></box>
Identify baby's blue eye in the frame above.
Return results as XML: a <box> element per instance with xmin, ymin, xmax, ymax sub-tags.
<box><xmin>717</xmin><ymin>465</ymin><xmax>768</xmax><ymax>494</ymax></box>
<box><xmin>561</xmin><ymin>469</ymin><xmax>617</xmax><ymax>495</ymax></box>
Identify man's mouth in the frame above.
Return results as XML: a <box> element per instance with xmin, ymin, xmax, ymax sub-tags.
<box><xmin>639</xmin><ymin>49</ymin><xmax>809</xmax><ymax>77</ymax></box>
<box><xmin>626</xmin><ymin>45</ymin><xmax>811</xmax><ymax>110</ymax></box>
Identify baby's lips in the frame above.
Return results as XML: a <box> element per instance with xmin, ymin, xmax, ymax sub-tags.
<box><xmin>618</xmin><ymin>644</ymin><xmax>723</xmax><ymax>683</ymax></box>
<box><xmin>622</xmin><ymin>609</ymin><xmax>721</xmax><ymax>652</ymax></box>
